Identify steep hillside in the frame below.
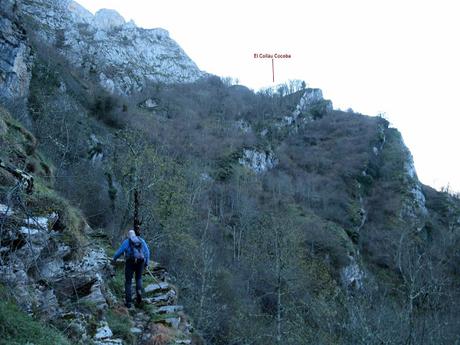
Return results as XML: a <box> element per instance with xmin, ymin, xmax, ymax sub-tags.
<box><xmin>0</xmin><ymin>105</ymin><xmax>203</xmax><ymax>344</ymax></box>
<box><xmin>1</xmin><ymin>1</ymin><xmax>460</xmax><ymax>345</ymax></box>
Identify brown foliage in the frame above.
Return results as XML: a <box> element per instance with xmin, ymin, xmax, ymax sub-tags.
<box><xmin>145</xmin><ymin>324</ymin><xmax>173</xmax><ymax>345</ymax></box>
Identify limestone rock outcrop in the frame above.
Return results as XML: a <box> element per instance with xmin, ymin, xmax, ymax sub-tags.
<box><xmin>18</xmin><ymin>0</ymin><xmax>205</xmax><ymax>95</ymax></box>
<box><xmin>239</xmin><ymin>148</ymin><xmax>278</xmax><ymax>174</ymax></box>
<box><xmin>282</xmin><ymin>88</ymin><xmax>333</xmax><ymax>126</ymax></box>
<box><xmin>0</xmin><ymin>0</ymin><xmax>33</xmax><ymax>102</ymax></box>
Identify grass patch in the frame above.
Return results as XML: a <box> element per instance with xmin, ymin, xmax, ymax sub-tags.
<box><xmin>108</xmin><ymin>264</ymin><xmax>125</xmax><ymax>299</ymax></box>
<box><xmin>98</xmin><ymin>234</ymin><xmax>116</xmax><ymax>258</ymax></box>
<box><xmin>0</xmin><ymin>285</ymin><xmax>70</xmax><ymax>345</ymax></box>
<box><xmin>106</xmin><ymin>308</ymin><xmax>135</xmax><ymax>344</ymax></box>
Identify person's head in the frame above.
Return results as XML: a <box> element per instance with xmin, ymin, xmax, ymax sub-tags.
<box><xmin>127</xmin><ymin>229</ymin><xmax>137</xmax><ymax>239</ymax></box>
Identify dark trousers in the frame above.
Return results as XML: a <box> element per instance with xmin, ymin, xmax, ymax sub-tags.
<box><xmin>125</xmin><ymin>259</ymin><xmax>144</xmax><ymax>305</ymax></box>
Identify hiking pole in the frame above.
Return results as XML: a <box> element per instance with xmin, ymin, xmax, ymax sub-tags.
<box><xmin>145</xmin><ymin>265</ymin><xmax>161</xmax><ymax>284</ymax></box>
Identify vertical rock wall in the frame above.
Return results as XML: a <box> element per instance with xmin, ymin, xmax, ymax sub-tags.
<box><xmin>0</xmin><ymin>0</ymin><xmax>33</xmax><ymax>102</ymax></box>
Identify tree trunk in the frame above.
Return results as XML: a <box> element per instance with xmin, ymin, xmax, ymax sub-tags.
<box><xmin>133</xmin><ymin>188</ymin><xmax>141</xmax><ymax>235</ymax></box>
<box><xmin>275</xmin><ymin>227</ymin><xmax>282</xmax><ymax>344</ymax></box>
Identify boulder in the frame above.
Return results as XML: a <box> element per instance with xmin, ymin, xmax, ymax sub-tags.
<box><xmin>140</xmin><ymin>98</ymin><xmax>158</xmax><ymax>109</ymax></box>
<box><xmin>130</xmin><ymin>327</ymin><xmax>142</xmax><ymax>334</ymax></box>
<box><xmin>0</xmin><ymin>204</ymin><xmax>13</xmax><ymax>216</ymax></box>
<box><xmin>36</xmin><ymin>287</ymin><xmax>61</xmax><ymax>319</ymax></box>
<box><xmin>39</xmin><ymin>257</ymin><xmax>65</xmax><ymax>280</ymax></box>
<box><xmin>80</xmin><ymin>280</ymin><xmax>108</xmax><ymax>310</ymax></box>
<box><xmin>94</xmin><ymin>322</ymin><xmax>113</xmax><ymax>340</ymax></box>
<box><xmin>55</xmin><ymin>248</ymin><xmax>110</xmax><ymax>298</ymax></box>
<box><xmin>19</xmin><ymin>226</ymin><xmax>41</xmax><ymax>236</ymax></box>
<box><xmin>24</xmin><ymin>216</ymin><xmax>50</xmax><ymax>229</ymax></box>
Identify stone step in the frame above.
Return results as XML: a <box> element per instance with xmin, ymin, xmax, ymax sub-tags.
<box><xmin>175</xmin><ymin>340</ymin><xmax>192</xmax><ymax>344</ymax></box>
<box><xmin>143</xmin><ymin>290</ymin><xmax>176</xmax><ymax>305</ymax></box>
<box><xmin>94</xmin><ymin>339</ymin><xmax>123</xmax><ymax>345</ymax></box>
<box><xmin>158</xmin><ymin>305</ymin><xmax>183</xmax><ymax>314</ymax></box>
<box><xmin>154</xmin><ymin>316</ymin><xmax>181</xmax><ymax>329</ymax></box>
<box><xmin>134</xmin><ymin>321</ymin><xmax>147</xmax><ymax>330</ymax></box>
<box><xmin>144</xmin><ymin>282</ymin><xmax>170</xmax><ymax>294</ymax></box>
<box><xmin>130</xmin><ymin>327</ymin><xmax>142</xmax><ymax>334</ymax></box>
<box><xmin>134</xmin><ymin>312</ymin><xmax>149</xmax><ymax>322</ymax></box>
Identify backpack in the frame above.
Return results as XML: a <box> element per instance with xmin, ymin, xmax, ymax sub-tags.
<box><xmin>128</xmin><ymin>237</ymin><xmax>145</xmax><ymax>263</ymax></box>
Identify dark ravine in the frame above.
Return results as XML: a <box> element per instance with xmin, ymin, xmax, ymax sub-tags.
<box><xmin>1</xmin><ymin>1</ymin><xmax>460</xmax><ymax>345</ymax></box>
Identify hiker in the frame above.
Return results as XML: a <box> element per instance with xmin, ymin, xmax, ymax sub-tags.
<box><xmin>112</xmin><ymin>229</ymin><xmax>150</xmax><ymax>307</ymax></box>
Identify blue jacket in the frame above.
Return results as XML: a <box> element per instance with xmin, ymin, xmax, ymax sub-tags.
<box><xmin>113</xmin><ymin>237</ymin><xmax>150</xmax><ymax>266</ymax></box>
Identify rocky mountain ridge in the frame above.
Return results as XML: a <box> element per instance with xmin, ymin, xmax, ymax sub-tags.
<box><xmin>18</xmin><ymin>0</ymin><xmax>204</xmax><ymax>95</ymax></box>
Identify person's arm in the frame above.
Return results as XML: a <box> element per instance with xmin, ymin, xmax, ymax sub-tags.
<box><xmin>142</xmin><ymin>239</ymin><xmax>150</xmax><ymax>266</ymax></box>
<box><xmin>113</xmin><ymin>239</ymin><xmax>128</xmax><ymax>261</ymax></box>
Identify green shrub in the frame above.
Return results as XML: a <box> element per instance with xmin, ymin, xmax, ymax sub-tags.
<box><xmin>108</xmin><ymin>266</ymin><xmax>125</xmax><ymax>298</ymax></box>
<box><xmin>0</xmin><ymin>285</ymin><xmax>70</xmax><ymax>345</ymax></box>
<box><xmin>214</xmin><ymin>150</ymin><xmax>242</xmax><ymax>181</ymax></box>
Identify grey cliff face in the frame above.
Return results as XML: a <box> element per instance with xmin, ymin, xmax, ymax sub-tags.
<box><xmin>19</xmin><ymin>0</ymin><xmax>205</xmax><ymax>95</ymax></box>
<box><xmin>0</xmin><ymin>0</ymin><xmax>33</xmax><ymax>102</ymax></box>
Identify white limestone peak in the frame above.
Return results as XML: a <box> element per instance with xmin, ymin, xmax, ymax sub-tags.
<box><xmin>94</xmin><ymin>9</ymin><xmax>126</xmax><ymax>30</ymax></box>
<box><xmin>68</xmin><ymin>1</ymin><xmax>93</xmax><ymax>23</ymax></box>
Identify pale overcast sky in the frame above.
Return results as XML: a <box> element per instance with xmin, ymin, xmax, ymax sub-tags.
<box><xmin>77</xmin><ymin>0</ymin><xmax>460</xmax><ymax>192</ymax></box>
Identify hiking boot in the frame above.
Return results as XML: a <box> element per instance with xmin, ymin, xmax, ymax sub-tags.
<box><xmin>136</xmin><ymin>289</ymin><xmax>143</xmax><ymax>305</ymax></box>
<box><xmin>136</xmin><ymin>295</ymin><xmax>142</xmax><ymax>306</ymax></box>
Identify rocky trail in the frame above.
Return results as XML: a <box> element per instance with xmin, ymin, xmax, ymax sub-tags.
<box><xmin>96</xmin><ymin>264</ymin><xmax>194</xmax><ymax>345</ymax></box>
<box><xmin>93</xmin><ymin>264</ymin><xmax>194</xmax><ymax>345</ymax></box>
<box><xmin>0</xmin><ymin>203</ymin><xmax>198</xmax><ymax>345</ymax></box>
